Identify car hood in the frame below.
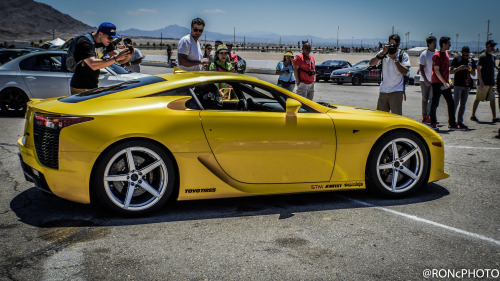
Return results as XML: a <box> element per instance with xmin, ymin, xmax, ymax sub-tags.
<box><xmin>331</xmin><ymin>67</ymin><xmax>360</xmax><ymax>75</ymax></box>
<box><xmin>119</xmin><ymin>73</ymin><xmax>151</xmax><ymax>80</ymax></box>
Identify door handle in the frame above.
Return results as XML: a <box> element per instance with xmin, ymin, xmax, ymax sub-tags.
<box><xmin>25</xmin><ymin>76</ymin><xmax>36</xmax><ymax>79</ymax></box>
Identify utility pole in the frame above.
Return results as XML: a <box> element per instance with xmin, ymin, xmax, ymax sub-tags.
<box><xmin>160</xmin><ymin>33</ymin><xmax>163</xmax><ymax>50</ymax></box>
<box><xmin>486</xmin><ymin>19</ymin><xmax>490</xmax><ymax>42</ymax></box>
<box><xmin>336</xmin><ymin>25</ymin><xmax>339</xmax><ymax>51</ymax></box>
<box><xmin>234</xmin><ymin>26</ymin><xmax>235</xmax><ymax>45</ymax></box>
<box><xmin>456</xmin><ymin>34</ymin><xmax>459</xmax><ymax>51</ymax></box>
<box><xmin>52</xmin><ymin>29</ymin><xmax>55</xmax><ymax>40</ymax></box>
<box><xmin>392</xmin><ymin>26</ymin><xmax>394</xmax><ymax>34</ymax></box>
<box><xmin>478</xmin><ymin>33</ymin><xmax>480</xmax><ymax>55</ymax></box>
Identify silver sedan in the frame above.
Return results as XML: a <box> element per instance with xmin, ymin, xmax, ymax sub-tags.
<box><xmin>0</xmin><ymin>50</ymin><xmax>150</xmax><ymax>115</ymax></box>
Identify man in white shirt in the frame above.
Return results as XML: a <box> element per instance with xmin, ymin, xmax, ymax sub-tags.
<box><xmin>121</xmin><ymin>38</ymin><xmax>145</xmax><ymax>73</ymax></box>
<box><xmin>177</xmin><ymin>18</ymin><xmax>209</xmax><ymax>71</ymax></box>
<box><xmin>369</xmin><ymin>34</ymin><xmax>411</xmax><ymax>115</ymax></box>
<box><xmin>418</xmin><ymin>36</ymin><xmax>437</xmax><ymax>124</ymax></box>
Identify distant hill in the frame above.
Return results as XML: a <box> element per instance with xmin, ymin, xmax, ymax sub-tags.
<box><xmin>0</xmin><ymin>0</ymin><xmax>95</xmax><ymax>42</ymax></box>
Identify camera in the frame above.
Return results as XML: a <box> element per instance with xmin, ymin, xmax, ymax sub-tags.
<box><xmin>386</xmin><ymin>44</ymin><xmax>397</xmax><ymax>55</ymax></box>
<box><xmin>307</xmin><ymin>70</ymin><xmax>316</xmax><ymax>76</ymax></box>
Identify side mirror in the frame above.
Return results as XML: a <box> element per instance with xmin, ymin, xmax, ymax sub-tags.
<box><xmin>286</xmin><ymin>98</ymin><xmax>302</xmax><ymax>117</ymax></box>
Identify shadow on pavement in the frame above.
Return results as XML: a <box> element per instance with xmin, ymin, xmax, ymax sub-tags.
<box><xmin>11</xmin><ymin>183</ymin><xmax>449</xmax><ymax>228</ymax></box>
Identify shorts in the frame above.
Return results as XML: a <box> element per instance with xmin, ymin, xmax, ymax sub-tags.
<box><xmin>475</xmin><ymin>86</ymin><xmax>495</xmax><ymax>102</ymax></box>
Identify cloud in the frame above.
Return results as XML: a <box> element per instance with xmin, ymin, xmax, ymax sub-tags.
<box><xmin>200</xmin><ymin>9</ymin><xmax>225</xmax><ymax>14</ymax></box>
<box><xmin>83</xmin><ymin>10</ymin><xmax>97</xmax><ymax>15</ymax></box>
<box><xmin>127</xmin><ymin>9</ymin><xmax>157</xmax><ymax>15</ymax></box>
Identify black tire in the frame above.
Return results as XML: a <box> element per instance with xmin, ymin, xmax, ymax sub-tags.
<box><xmin>352</xmin><ymin>75</ymin><xmax>362</xmax><ymax>86</ymax></box>
<box><xmin>336</xmin><ymin>82</ymin><xmax>344</xmax><ymax>85</ymax></box>
<box><xmin>0</xmin><ymin>88</ymin><xmax>28</xmax><ymax>117</ymax></box>
<box><xmin>315</xmin><ymin>77</ymin><xmax>320</xmax><ymax>82</ymax></box>
<box><xmin>366</xmin><ymin>131</ymin><xmax>428</xmax><ymax>197</ymax></box>
<box><xmin>323</xmin><ymin>78</ymin><xmax>330</xmax><ymax>82</ymax></box>
<box><xmin>93</xmin><ymin>140</ymin><xmax>176</xmax><ymax>215</ymax></box>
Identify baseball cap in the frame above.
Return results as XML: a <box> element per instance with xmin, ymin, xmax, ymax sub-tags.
<box><xmin>486</xmin><ymin>40</ymin><xmax>497</xmax><ymax>47</ymax></box>
<box><xmin>216</xmin><ymin>44</ymin><xmax>229</xmax><ymax>53</ymax></box>
<box><xmin>284</xmin><ymin>51</ymin><xmax>293</xmax><ymax>57</ymax></box>
<box><xmin>98</xmin><ymin>22</ymin><xmax>120</xmax><ymax>39</ymax></box>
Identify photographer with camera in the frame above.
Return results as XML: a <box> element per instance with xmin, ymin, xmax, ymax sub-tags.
<box><xmin>293</xmin><ymin>42</ymin><xmax>316</xmax><ymax>100</ymax></box>
<box><xmin>120</xmin><ymin>38</ymin><xmax>144</xmax><ymax>73</ymax></box>
<box><xmin>369</xmin><ymin>34</ymin><xmax>410</xmax><ymax>115</ymax></box>
<box><xmin>276</xmin><ymin>51</ymin><xmax>295</xmax><ymax>92</ymax></box>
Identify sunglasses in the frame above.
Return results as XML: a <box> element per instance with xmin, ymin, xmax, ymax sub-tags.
<box><xmin>193</xmin><ymin>28</ymin><xmax>204</xmax><ymax>33</ymax></box>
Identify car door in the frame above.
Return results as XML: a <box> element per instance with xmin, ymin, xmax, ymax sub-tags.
<box><xmin>20</xmin><ymin>53</ymin><xmax>71</xmax><ymax>98</ymax></box>
<box><xmin>198</xmin><ymin>81</ymin><xmax>336</xmax><ymax>184</ymax></box>
<box><xmin>367</xmin><ymin>64</ymin><xmax>382</xmax><ymax>83</ymax></box>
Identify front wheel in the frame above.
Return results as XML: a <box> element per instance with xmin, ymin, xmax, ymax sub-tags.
<box><xmin>93</xmin><ymin>140</ymin><xmax>176</xmax><ymax>215</ymax></box>
<box><xmin>352</xmin><ymin>75</ymin><xmax>362</xmax><ymax>86</ymax></box>
<box><xmin>366</xmin><ymin>132</ymin><xmax>428</xmax><ymax>197</ymax></box>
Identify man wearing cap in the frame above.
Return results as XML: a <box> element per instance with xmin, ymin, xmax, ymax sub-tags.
<box><xmin>70</xmin><ymin>22</ymin><xmax>131</xmax><ymax>95</ymax></box>
<box><xmin>276</xmin><ymin>51</ymin><xmax>295</xmax><ymax>92</ymax></box>
<box><xmin>470</xmin><ymin>40</ymin><xmax>499</xmax><ymax>123</ymax></box>
<box><xmin>177</xmin><ymin>18</ymin><xmax>209</xmax><ymax>71</ymax></box>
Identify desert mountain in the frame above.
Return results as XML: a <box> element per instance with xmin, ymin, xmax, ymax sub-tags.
<box><xmin>0</xmin><ymin>0</ymin><xmax>94</xmax><ymax>41</ymax></box>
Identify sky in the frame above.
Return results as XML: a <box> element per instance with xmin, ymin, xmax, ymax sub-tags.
<box><xmin>36</xmin><ymin>0</ymin><xmax>499</xmax><ymax>46</ymax></box>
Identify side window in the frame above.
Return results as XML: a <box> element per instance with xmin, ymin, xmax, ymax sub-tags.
<box><xmin>33</xmin><ymin>55</ymin><xmax>63</xmax><ymax>72</ymax></box>
<box><xmin>19</xmin><ymin>56</ymin><xmax>35</xmax><ymax>71</ymax></box>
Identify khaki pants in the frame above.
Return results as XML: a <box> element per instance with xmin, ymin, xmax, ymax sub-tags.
<box><xmin>70</xmin><ymin>87</ymin><xmax>91</xmax><ymax>95</ymax></box>
<box><xmin>296</xmin><ymin>82</ymin><xmax>314</xmax><ymax>100</ymax></box>
<box><xmin>377</xmin><ymin>91</ymin><xmax>404</xmax><ymax>115</ymax></box>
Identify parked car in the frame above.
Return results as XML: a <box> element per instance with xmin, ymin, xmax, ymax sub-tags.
<box><xmin>0</xmin><ymin>49</ymin><xmax>33</xmax><ymax>65</ymax></box>
<box><xmin>18</xmin><ymin>69</ymin><xmax>449</xmax><ymax>215</ymax></box>
<box><xmin>315</xmin><ymin>60</ymin><xmax>351</xmax><ymax>82</ymax></box>
<box><xmin>330</xmin><ymin>60</ymin><xmax>381</xmax><ymax>85</ymax></box>
<box><xmin>0</xmin><ymin>50</ymin><xmax>150</xmax><ymax>116</ymax></box>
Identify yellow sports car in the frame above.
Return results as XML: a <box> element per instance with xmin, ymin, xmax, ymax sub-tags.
<box><xmin>18</xmin><ymin>69</ymin><xmax>449</xmax><ymax>215</ymax></box>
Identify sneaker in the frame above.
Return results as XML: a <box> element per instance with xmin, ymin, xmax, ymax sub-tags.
<box><xmin>457</xmin><ymin>122</ymin><xmax>469</xmax><ymax>130</ymax></box>
<box><xmin>470</xmin><ymin>116</ymin><xmax>479</xmax><ymax>122</ymax></box>
<box><xmin>449</xmin><ymin>124</ymin><xmax>466</xmax><ymax>131</ymax></box>
<box><xmin>421</xmin><ymin>117</ymin><xmax>427</xmax><ymax>123</ymax></box>
<box><xmin>492</xmin><ymin>118</ymin><xmax>500</xmax><ymax>123</ymax></box>
<box><xmin>430</xmin><ymin>123</ymin><xmax>438</xmax><ymax>130</ymax></box>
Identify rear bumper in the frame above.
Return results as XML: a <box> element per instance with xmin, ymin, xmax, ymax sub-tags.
<box><xmin>18</xmin><ymin>137</ymin><xmax>95</xmax><ymax>204</ymax></box>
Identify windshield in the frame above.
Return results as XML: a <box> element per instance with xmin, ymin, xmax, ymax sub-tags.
<box><xmin>108</xmin><ymin>63</ymin><xmax>129</xmax><ymax>74</ymax></box>
<box><xmin>353</xmin><ymin>61</ymin><xmax>370</xmax><ymax>69</ymax></box>
<box><xmin>319</xmin><ymin>60</ymin><xmax>343</xmax><ymax>66</ymax></box>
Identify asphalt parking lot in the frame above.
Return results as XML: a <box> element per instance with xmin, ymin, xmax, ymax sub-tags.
<box><xmin>0</xmin><ymin>66</ymin><xmax>499</xmax><ymax>280</ymax></box>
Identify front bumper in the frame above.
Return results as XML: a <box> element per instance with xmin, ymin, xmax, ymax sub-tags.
<box><xmin>330</xmin><ymin>75</ymin><xmax>352</xmax><ymax>83</ymax></box>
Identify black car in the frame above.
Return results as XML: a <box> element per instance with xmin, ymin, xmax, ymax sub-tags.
<box><xmin>315</xmin><ymin>60</ymin><xmax>351</xmax><ymax>82</ymax></box>
<box><xmin>330</xmin><ymin>60</ymin><xmax>381</xmax><ymax>85</ymax></box>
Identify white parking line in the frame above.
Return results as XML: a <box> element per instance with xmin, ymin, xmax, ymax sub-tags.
<box><xmin>445</xmin><ymin>145</ymin><xmax>500</xmax><ymax>150</ymax></box>
<box><xmin>341</xmin><ymin>196</ymin><xmax>500</xmax><ymax>247</ymax></box>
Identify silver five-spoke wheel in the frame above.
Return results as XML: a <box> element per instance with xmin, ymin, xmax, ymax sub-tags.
<box><xmin>94</xmin><ymin>140</ymin><xmax>175</xmax><ymax>215</ymax></box>
<box><xmin>367</xmin><ymin>132</ymin><xmax>428</xmax><ymax>197</ymax></box>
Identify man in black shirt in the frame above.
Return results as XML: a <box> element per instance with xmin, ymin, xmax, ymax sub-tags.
<box><xmin>470</xmin><ymin>40</ymin><xmax>499</xmax><ymax>123</ymax></box>
<box><xmin>450</xmin><ymin>46</ymin><xmax>476</xmax><ymax>129</ymax></box>
<box><xmin>70</xmin><ymin>22</ymin><xmax>131</xmax><ymax>95</ymax></box>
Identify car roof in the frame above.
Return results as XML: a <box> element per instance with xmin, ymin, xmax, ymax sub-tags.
<box><xmin>0</xmin><ymin>50</ymin><xmax>67</xmax><ymax>70</ymax></box>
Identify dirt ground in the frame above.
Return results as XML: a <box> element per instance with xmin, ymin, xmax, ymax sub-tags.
<box><xmin>141</xmin><ymin>49</ymin><xmax>421</xmax><ymax>67</ymax></box>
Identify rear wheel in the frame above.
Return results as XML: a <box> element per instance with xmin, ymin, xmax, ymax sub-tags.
<box><xmin>0</xmin><ymin>88</ymin><xmax>28</xmax><ymax>116</ymax></box>
<box><xmin>93</xmin><ymin>140</ymin><xmax>176</xmax><ymax>215</ymax></box>
<box><xmin>366</xmin><ymin>132</ymin><xmax>428</xmax><ymax>197</ymax></box>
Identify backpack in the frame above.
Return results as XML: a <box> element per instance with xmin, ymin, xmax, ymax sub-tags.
<box><xmin>66</xmin><ymin>33</ymin><xmax>95</xmax><ymax>72</ymax></box>
<box><xmin>380</xmin><ymin>50</ymin><xmax>409</xmax><ymax>100</ymax></box>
